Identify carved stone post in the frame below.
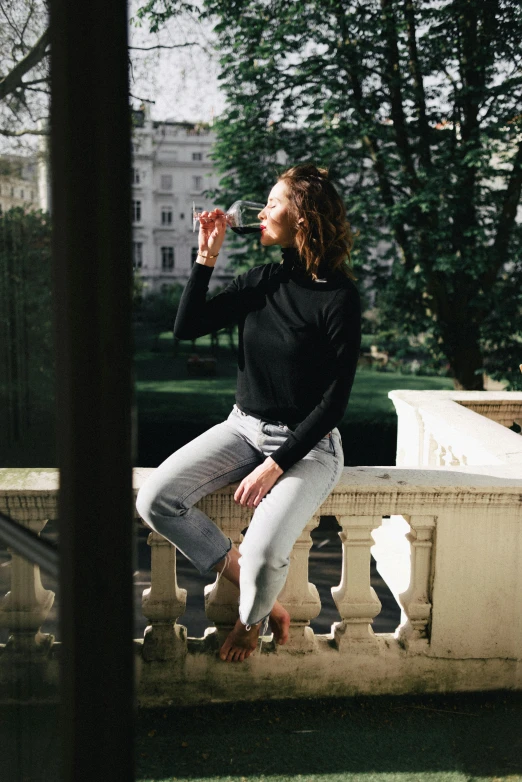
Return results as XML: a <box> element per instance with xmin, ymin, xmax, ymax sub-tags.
<box><xmin>0</xmin><ymin>518</ymin><xmax>55</xmax><ymax>654</ymax></box>
<box><xmin>332</xmin><ymin>515</ymin><xmax>382</xmax><ymax>652</ymax></box>
<box><xmin>398</xmin><ymin>515</ymin><xmax>436</xmax><ymax>650</ymax></box>
<box><xmin>204</xmin><ymin>515</ymin><xmax>243</xmax><ymax>647</ymax></box>
<box><xmin>277</xmin><ymin>515</ymin><xmax>321</xmax><ymax>650</ymax></box>
<box><xmin>141</xmin><ymin>531</ymin><xmax>187</xmax><ymax>661</ymax></box>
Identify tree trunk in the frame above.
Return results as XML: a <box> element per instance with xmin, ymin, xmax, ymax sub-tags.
<box><xmin>449</xmin><ymin>339</ymin><xmax>485</xmax><ymax>391</ymax></box>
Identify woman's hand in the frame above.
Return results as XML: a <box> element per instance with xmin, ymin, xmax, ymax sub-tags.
<box><xmin>234</xmin><ymin>457</ymin><xmax>284</xmax><ymax>508</ymax></box>
<box><xmin>198</xmin><ymin>208</ymin><xmax>227</xmax><ymax>260</ymax></box>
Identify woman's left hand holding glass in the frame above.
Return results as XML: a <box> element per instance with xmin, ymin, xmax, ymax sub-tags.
<box><xmin>234</xmin><ymin>457</ymin><xmax>284</xmax><ymax>508</ymax></box>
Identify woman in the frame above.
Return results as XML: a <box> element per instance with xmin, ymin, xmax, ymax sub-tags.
<box><xmin>136</xmin><ymin>164</ymin><xmax>361</xmax><ymax>663</ymax></box>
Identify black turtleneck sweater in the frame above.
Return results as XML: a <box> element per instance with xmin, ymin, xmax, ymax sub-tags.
<box><xmin>174</xmin><ymin>248</ymin><xmax>361</xmax><ymax>472</ymax></box>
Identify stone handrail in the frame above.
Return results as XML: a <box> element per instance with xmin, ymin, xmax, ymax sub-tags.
<box><xmin>389</xmin><ymin>390</ymin><xmax>522</xmax><ymax>467</ymax></box>
<box><xmin>1</xmin><ymin>460</ymin><xmax>521</xmax><ymax>705</ymax></box>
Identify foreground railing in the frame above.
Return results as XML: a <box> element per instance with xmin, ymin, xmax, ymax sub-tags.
<box><xmin>1</xmin><ymin>458</ymin><xmax>521</xmax><ymax>705</ymax></box>
<box><xmin>389</xmin><ymin>390</ymin><xmax>522</xmax><ymax>468</ymax></box>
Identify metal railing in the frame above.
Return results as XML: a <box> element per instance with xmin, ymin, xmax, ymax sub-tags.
<box><xmin>0</xmin><ymin>511</ymin><xmax>58</xmax><ymax>579</ymax></box>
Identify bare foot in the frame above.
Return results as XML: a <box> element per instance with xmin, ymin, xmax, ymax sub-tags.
<box><xmin>219</xmin><ymin>618</ymin><xmax>260</xmax><ymax>662</ymax></box>
<box><xmin>269</xmin><ymin>602</ymin><xmax>291</xmax><ymax>646</ymax></box>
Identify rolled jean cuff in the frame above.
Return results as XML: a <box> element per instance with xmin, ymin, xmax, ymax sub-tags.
<box><xmin>203</xmin><ymin>536</ymin><xmax>233</xmax><ymax>575</ymax></box>
<box><xmin>239</xmin><ymin>610</ymin><xmax>271</xmax><ymax>633</ymax></box>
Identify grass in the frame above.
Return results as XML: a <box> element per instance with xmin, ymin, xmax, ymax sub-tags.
<box><xmin>133</xmin><ymin>692</ymin><xmax>522</xmax><ymax>782</ymax></box>
<box><xmin>3</xmin><ymin>691</ymin><xmax>521</xmax><ymax>781</ymax></box>
<box><xmin>134</xmin><ymin>330</ymin><xmax>454</xmax><ymax>467</ymax></box>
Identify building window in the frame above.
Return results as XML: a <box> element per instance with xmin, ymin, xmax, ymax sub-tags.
<box><xmin>161</xmin><ymin>246</ymin><xmax>174</xmax><ymax>271</ymax></box>
<box><xmin>191</xmin><ymin>247</ymin><xmax>199</xmax><ymax>266</ymax></box>
<box><xmin>133</xmin><ymin>242</ymin><xmax>143</xmax><ymax>269</ymax></box>
<box><xmin>132</xmin><ymin>200</ymin><xmax>142</xmax><ymax>222</ymax></box>
<box><xmin>180</xmin><ymin>213</ymin><xmax>185</xmax><ymax>220</ymax></box>
<box><xmin>30</xmin><ymin>190</ymin><xmax>34</xmax><ymax>200</ymax></box>
<box><xmin>161</xmin><ymin>206</ymin><xmax>173</xmax><ymax>226</ymax></box>
<box><xmin>192</xmin><ymin>152</ymin><xmax>203</xmax><ymax>161</ymax></box>
<box><xmin>11</xmin><ymin>187</ymin><xmax>14</xmax><ymax>197</ymax></box>
<box><xmin>132</xmin><ymin>168</ymin><xmax>140</xmax><ymax>184</ymax></box>
<box><xmin>20</xmin><ymin>189</ymin><xmax>24</xmax><ymax>199</ymax></box>
<box><xmin>192</xmin><ymin>175</ymin><xmax>203</xmax><ymax>191</ymax></box>
<box><xmin>161</xmin><ymin>174</ymin><xmax>173</xmax><ymax>191</ymax></box>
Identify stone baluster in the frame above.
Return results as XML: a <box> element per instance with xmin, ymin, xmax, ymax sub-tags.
<box><xmin>204</xmin><ymin>514</ymin><xmax>244</xmax><ymax>648</ymax></box>
<box><xmin>332</xmin><ymin>515</ymin><xmax>382</xmax><ymax>652</ymax></box>
<box><xmin>141</xmin><ymin>530</ymin><xmax>187</xmax><ymax>661</ymax></box>
<box><xmin>0</xmin><ymin>517</ymin><xmax>55</xmax><ymax>654</ymax></box>
<box><xmin>397</xmin><ymin>515</ymin><xmax>436</xmax><ymax>650</ymax></box>
<box><xmin>276</xmin><ymin>514</ymin><xmax>321</xmax><ymax>650</ymax></box>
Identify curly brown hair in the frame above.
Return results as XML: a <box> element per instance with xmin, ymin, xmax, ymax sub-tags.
<box><xmin>278</xmin><ymin>164</ymin><xmax>356</xmax><ymax>281</ymax></box>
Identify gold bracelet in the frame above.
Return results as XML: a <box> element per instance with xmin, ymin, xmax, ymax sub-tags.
<box><xmin>198</xmin><ymin>251</ymin><xmax>219</xmax><ymax>259</ymax></box>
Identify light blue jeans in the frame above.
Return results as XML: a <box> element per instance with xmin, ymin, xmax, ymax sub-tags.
<box><xmin>136</xmin><ymin>404</ymin><xmax>344</xmax><ymax>628</ymax></box>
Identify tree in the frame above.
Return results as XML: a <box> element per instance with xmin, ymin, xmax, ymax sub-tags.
<box><xmin>0</xmin><ymin>0</ymin><xmax>50</xmax><ymax>148</ymax></box>
<box><xmin>0</xmin><ymin>0</ymin><xmax>208</xmax><ymax>147</ymax></box>
<box><xmin>0</xmin><ymin>207</ymin><xmax>55</xmax><ymax>464</ymax></box>
<box><xmin>134</xmin><ymin>283</ymin><xmax>184</xmax><ymax>348</ymax></box>
<box><xmin>139</xmin><ymin>0</ymin><xmax>522</xmax><ymax>389</ymax></box>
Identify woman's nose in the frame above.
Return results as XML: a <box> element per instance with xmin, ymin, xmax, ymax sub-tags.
<box><xmin>258</xmin><ymin>207</ymin><xmax>266</xmax><ymax>220</ymax></box>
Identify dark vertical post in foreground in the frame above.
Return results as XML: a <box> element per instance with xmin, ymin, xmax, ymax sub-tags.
<box><xmin>49</xmin><ymin>1</ymin><xmax>134</xmax><ymax>779</ymax></box>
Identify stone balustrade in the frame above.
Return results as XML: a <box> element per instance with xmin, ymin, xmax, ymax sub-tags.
<box><xmin>1</xmin><ymin>448</ymin><xmax>521</xmax><ymax>705</ymax></box>
<box><xmin>389</xmin><ymin>390</ymin><xmax>522</xmax><ymax>468</ymax></box>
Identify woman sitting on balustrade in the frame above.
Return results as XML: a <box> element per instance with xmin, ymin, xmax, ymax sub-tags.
<box><xmin>136</xmin><ymin>164</ymin><xmax>361</xmax><ymax>662</ymax></box>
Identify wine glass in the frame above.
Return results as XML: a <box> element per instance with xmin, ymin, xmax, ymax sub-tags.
<box><xmin>192</xmin><ymin>200</ymin><xmax>265</xmax><ymax>235</ymax></box>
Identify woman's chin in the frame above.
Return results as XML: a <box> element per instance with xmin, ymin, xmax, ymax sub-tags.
<box><xmin>260</xmin><ymin>232</ymin><xmax>279</xmax><ymax>246</ymax></box>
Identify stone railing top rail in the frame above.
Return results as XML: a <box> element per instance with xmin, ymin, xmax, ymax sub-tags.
<box><xmin>389</xmin><ymin>389</ymin><xmax>522</xmax><ymax>406</ymax></box>
<box><xmin>389</xmin><ymin>390</ymin><xmax>522</xmax><ymax>465</ymax></box>
<box><xmin>1</xmin><ymin>465</ymin><xmax>521</xmax><ymax>523</ymax></box>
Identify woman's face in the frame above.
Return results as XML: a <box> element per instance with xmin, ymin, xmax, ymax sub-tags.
<box><xmin>257</xmin><ymin>180</ymin><xmax>298</xmax><ymax>248</ymax></box>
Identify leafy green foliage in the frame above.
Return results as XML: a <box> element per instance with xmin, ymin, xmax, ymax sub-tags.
<box><xmin>0</xmin><ymin>208</ymin><xmax>55</xmax><ymax>463</ymax></box>
<box><xmin>133</xmin><ymin>0</ymin><xmax>198</xmax><ymax>32</ymax></box>
<box><xmin>134</xmin><ymin>283</ymin><xmax>184</xmax><ymax>336</ymax></box>
<box><xmin>137</xmin><ymin>0</ymin><xmax>522</xmax><ymax>389</ymax></box>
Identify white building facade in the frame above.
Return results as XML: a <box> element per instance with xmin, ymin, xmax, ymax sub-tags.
<box><xmin>0</xmin><ymin>155</ymin><xmax>40</xmax><ymax>216</ymax></box>
<box><xmin>131</xmin><ymin>106</ymin><xmax>235</xmax><ymax>293</ymax></box>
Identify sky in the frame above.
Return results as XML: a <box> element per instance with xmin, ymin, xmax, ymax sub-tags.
<box><xmin>128</xmin><ymin>0</ymin><xmax>227</xmax><ymax>125</ymax></box>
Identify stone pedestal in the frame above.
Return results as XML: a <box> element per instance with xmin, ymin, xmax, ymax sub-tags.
<box><xmin>277</xmin><ymin>515</ymin><xmax>321</xmax><ymax>650</ymax></box>
<box><xmin>332</xmin><ymin>515</ymin><xmax>382</xmax><ymax>652</ymax></box>
<box><xmin>142</xmin><ymin>531</ymin><xmax>187</xmax><ymax>661</ymax></box>
<box><xmin>0</xmin><ymin>518</ymin><xmax>54</xmax><ymax>655</ymax></box>
<box><xmin>398</xmin><ymin>515</ymin><xmax>436</xmax><ymax>650</ymax></box>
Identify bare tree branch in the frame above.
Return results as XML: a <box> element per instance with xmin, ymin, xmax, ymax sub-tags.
<box><xmin>20</xmin><ymin>77</ymin><xmax>48</xmax><ymax>87</ymax></box>
<box><xmin>0</xmin><ymin>27</ymin><xmax>50</xmax><ymax>102</ymax></box>
<box><xmin>128</xmin><ymin>42</ymin><xmax>198</xmax><ymax>51</ymax></box>
<box><xmin>129</xmin><ymin>93</ymin><xmax>156</xmax><ymax>104</ymax></box>
<box><xmin>0</xmin><ymin>127</ymin><xmax>48</xmax><ymax>136</ymax></box>
<box><xmin>23</xmin><ymin>86</ymin><xmax>50</xmax><ymax>94</ymax></box>
<box><xmin>0</xmin><ymin>1</ymin><xmax>24</xmax><ymax>42</ymax></box>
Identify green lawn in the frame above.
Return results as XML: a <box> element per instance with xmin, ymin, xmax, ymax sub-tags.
<box><xmin>134</xmin><ymin>330</ymin><xmax>453</xmax><ymax>466</ymax></box>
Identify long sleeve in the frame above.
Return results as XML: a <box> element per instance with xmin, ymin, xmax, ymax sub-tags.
<box><xmin>173</xmin><ymin>262</ymin><xmax>243</xmax><ymax>340</ymax></box>
<box><xmin>268</xmin><ymin>285</ymin><xmax>361</xmax><ymax>472</ymax></box>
